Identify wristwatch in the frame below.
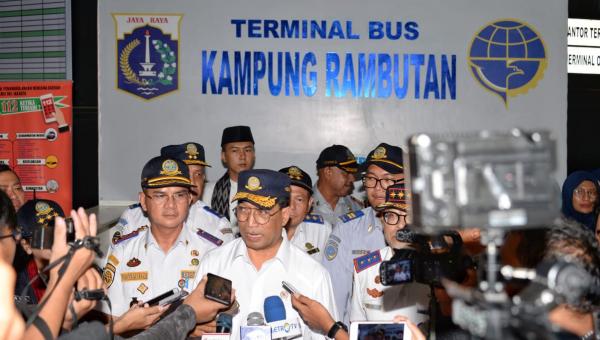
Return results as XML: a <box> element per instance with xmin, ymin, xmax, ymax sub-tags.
<box><xmin>327</xmin><ymin>321</ymin><xmax>348</xmax><ymax>338</ymax></box>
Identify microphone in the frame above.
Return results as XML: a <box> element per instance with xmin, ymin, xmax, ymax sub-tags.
<box><xmin>263</xmin><ymin>296</ymin><xmax>302</xmax><ymax>339</ymax></box>
<box><xmin>241</xmin><ymin>312</ymin><xmax>272</xmax><ymax>340</ymax></box>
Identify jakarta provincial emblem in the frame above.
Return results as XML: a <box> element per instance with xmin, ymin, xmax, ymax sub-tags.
<box><xmin>113</xmin><ymin>14</ymin><xmax>182</xmax><ymax>100</ymax></box>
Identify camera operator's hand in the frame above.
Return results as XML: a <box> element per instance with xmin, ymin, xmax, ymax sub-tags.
<box><xmin>25</xmin><ymin>207</ymin><xmax>98</xmax><ymax>339</ymax></box>
<box><xmin>291</xmin><ymin>293</ymin><xmax>336</xmax><ymax>335</ymax></box>
<box><xmin>48</xmin><ymin>208</ymin><xmax>97</xmax><ymax>283</ymax></box>
<box><xmin>112</xmin><ymin>303</ymin><xmax>168</xmax><ymax>334</ymax></box>
<box><xmin>0</xmin><ymin>258</ymin><xmax>25</xmax><ymax>340</ymax></box>
<box><xmin>62</xmin><ymin>267</ymin><xmax>104</xmax><ymax>331</ymax></box>
<box><xmin>393</xmin><ymin>316</ymin><xmax>425</xmax><ymax>340</ymax></box>
<box><xmin>183</xmin><ymin>275</ymin><xmax>236</xmax><ymax>324</ymax></box>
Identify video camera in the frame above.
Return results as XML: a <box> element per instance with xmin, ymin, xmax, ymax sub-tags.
<box><xmin>379</xmin><ymin>230</ymin><xmax>471</xmax><ymax>287</ymax></box>
<box><xmin>17</xmin><ymin>199</ymin><xmax>75</xmax><ymax>249</ymax></box>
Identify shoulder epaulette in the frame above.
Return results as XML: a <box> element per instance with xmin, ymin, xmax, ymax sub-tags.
<box><xmin>303</xmin><ymin>214</ymin><xmax>324</xmax><ymax>224</ymax></box>
<box><xmin>353</xmin><ymin>250</ymin><xmax>382</xmax><ymax>273</ymax></box>
<box><xmin>112</xmin><ymin>226</ymin><xmax>147</xmax><ymax>245</ymax></box>
<box><xmin>128</xmin><ymin>203</ymin><xmax>141</xmax><ymax>209</ymax></box>
<box><xmin>196</xmin><ymin>228</ymin><xmax>224</xmax><ymax>246</ymax></box>
<box><xmin>203</xmin><ymin>206</ymin><xmax>224</xmax><ymax>218</ymax></box>
<box><xmin>338</xmin><ymin>210</ymin><xmax>364</xmax><ymax>223</ymax></box>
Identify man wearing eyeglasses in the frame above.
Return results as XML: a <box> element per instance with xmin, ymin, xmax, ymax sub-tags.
<box><xmin>101</xmin><ymin>156</ymin><xmax>222</xmax><ymax>318</ymax></box>
<box><xmin>110</xmin><ymin>142</ymin><xmax>234</xmax><ymax>244</ymax></box>
<box><xmin>349</xmin><ymin>183</ymin><xmax>430</xmax><ymax>329</ymax></box>
<box><xmin>322</xmin><ymin>143</ymin><xmax>405</xmax><ymax>324</ymax></box>
<box><xmin>192</xmin><ymin>169</ymin><xmax>337</xmax><ymax>339</ymax></box>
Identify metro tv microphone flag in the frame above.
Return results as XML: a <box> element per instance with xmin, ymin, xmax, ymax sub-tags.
<box><xmin>263</xmin><ymin>296</ymin><xmax>302</xmax><ymax>339</ymax></box>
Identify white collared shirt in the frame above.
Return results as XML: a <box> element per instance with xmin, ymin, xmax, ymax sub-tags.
<box><xmin>288</xmin><ymin>215</ymin><xmax>332</xmax><ymax>262</ymax></box>
<box><xmin>101</xmin><ymin>224</ymin><xmax>219</xmax><ymax>316</ymax></box>
<box><xmin>350</xmin><ymin>246</ymin><xmax>430</xmax><ymax>326</ymax></box>
<box><xmin>111</xmin><ymin>200</ymin><xmax>235</xmax><ymax>245</ymax></box>
<box><xmin>312</xmin><ymin>186</ymin><xmax>363</xmax><ymax>225</ymax></box>
<box><xmin>193</xmin><ymin>233</ymin><xmax>338</xmax><ymax>339</ymax></box>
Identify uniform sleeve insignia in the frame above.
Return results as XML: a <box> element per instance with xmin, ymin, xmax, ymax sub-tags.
<box><xmin>325</xmin><ymin>240</ymin><xmax>338</xmax><ymax>261</ymax></box>
<box><xmin>108</xmin><ymin>254</ymin><xmax>120</xmax><ymax>266</ymax></box>
<box><xmin>128</xmin><ymin>203</ymin><xmax>141</xmax><ymax>209</ymax></box>
<box><xmin>354</xmin><ymin>250</ymin><xmax>382</xmax><ymax>273</ymax></box>
<box><xmin>103</xmin><ymin>263</ymin><xmax>116</xmax><ymax>288</ymax></box>
<box><xmin>303</xmin><ymin>214</ymin><xmax>324</xmax><ymax>224</ymax></box>
<box><xmin>112</xmin><ymin>226</ymin><xmax>146</xmax><ymax>245</ymax></box>
<box><xmin>203</xmin><ymin>206</ymin><xmax>224</xmax><ymax>218</ymax></box>
<box><xmin>338</xmin><ymin>210</ymin><xmax>364</xmax><ymax>223</ymax></box>
<box><xmin>196</xmin><ymin>228</ymin><xmax>224</xmax><ymax>246</ymax></box>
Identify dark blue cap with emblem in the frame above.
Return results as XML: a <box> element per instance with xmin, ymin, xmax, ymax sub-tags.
<box><xmin>141</xmin><ymin>155</ymin><xmax>194</xmax><ymax>189</ymax></box>
<box><xmin>316</xmin><ymin>144</ymin><xmax>358</xmax><ymax>173</ymax></box>
<box><xmin>161</xmin><ymin>142</ymin><xmax>211</xmax><ymax>167</ymax></box>
<box><xmin>233</xmin><ymin>169</ymin><xmax>291</xmax><ymax>209</ymax></box>
<box><xmin>362</xmin><ymin>143</ymin><xmax>404</xmax><ymax>174</ymax></box>
<box><xmin>376</xmin><ymin>183</ymin><xmax>409</xmax><ymax>211</ymax></box>
<box><xmin>279</xmin><ymin>165</ymin><xmax>312</xmax><ymax>195</ymax></box>
<box><xmin>17</xmin><ymin>199</ymin><xmax>64</xmax><ymax>239</ymax></box>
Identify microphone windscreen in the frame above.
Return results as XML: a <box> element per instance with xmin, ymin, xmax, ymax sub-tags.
<box><xmin>216</xmin><ymin>313</ymin><xmax>233</xmax><ymax>333</ymax></box>
<box><xmin>263</xmin><ymin>295</ymin><xmax>286</xmax><ymax>322</ymax></box>
<box><xmin>246</xmin><ymin>312</ymin><xmax>266</xmax><ymax>326</ymax></box>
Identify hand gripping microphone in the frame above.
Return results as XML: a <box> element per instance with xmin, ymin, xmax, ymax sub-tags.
<box><xmin>263</xmin><ymin>296</ymin><xmax>302</xmax><ymax>339</ymax></box>
<box><xmin>202</xmin><ymin>312</ymin><xmax>233</xmax><ymax>340</ymax></box>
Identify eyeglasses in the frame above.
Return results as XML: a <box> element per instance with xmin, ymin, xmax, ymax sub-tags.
<box><xmin>144</xmin><ymin>191</ymin><xmax>190</xmax><ymax>204</ymax></box>
<box><xmin>234</xmin><ymin>206</ymin><xmax>280</xmax><ymax>225</ymax></box>
<box><xmin>381</xmin><ymin>211</ymin><xmax>407</xmax><ymax>225</ymax></box>
<box><xmin>573</xmin><ymin>188</ymin><xmax>598</xmax><ymax>199</ymax></box>
<box><xmin>362</xmin><ymin>176</ymin><xmax>401</xmax><ymax>189</ymax></box>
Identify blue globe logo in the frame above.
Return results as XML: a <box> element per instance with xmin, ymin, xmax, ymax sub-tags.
<box><xmin>468</xmin><ymin>19</ymin><xmax>547</xmax><ymax>107</ymax></box>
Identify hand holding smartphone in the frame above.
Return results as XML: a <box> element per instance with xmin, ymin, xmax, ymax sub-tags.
<box><xmin>204</xmin><ymin>273</ymin><xmax>233</xmax><ymax>306</ymax></box>
<box><xmin>349</xmin><ymin>321</ymin><xmax>412</xmax><ymax>340</ymax></box>
<box><xmin>145</xmin><ymin>288</ymin><xmax>188</xmax><ymax>307</ymax></box>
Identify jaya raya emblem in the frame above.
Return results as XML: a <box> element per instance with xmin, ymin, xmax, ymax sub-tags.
<box><xmin>114</xmin><ymin>14</ymin><xmax>182</xmax><ymax>100</ymax></box>
<box><xmin>468</xmin><ymin>19</ymin><xmax>547</xmax><ymax>107</ymax></box>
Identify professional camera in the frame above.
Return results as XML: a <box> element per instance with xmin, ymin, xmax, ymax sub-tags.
<box><xmin>17</xmin><ymin>199</ymin><xmax>74</xmax><ymax>249</ymax></box>
<box><xmin>379</xmin><ymin>230</ymin><xmax>471</xmax><ymax>287</ymax></box>
<box><xmin>407</xmin><ymin>129</ymin><xmax>559</xmax><ymax>233</ymax></box>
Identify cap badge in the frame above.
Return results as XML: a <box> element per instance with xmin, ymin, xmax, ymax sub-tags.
<box><xmin>35</xmin><ymin>201</ymin><xmax>52</xmax><ymax>215</ymax></box>
<box><xmin>287</xmin><ymin>167</ymin><xmax>303</xmax><ymax>180</ymax></box>
<box><xmin>160</xmin><ymin>159</ymin><xmax>181</xmax><ymax>176</ymax></box>
<box><xmin>245</xmin><ymin>176</ymin><xmax>262</xmax><ymax>191</ymax></box>
<box><xmin>185</xmin><ymin>143</ymin><xmax>199</xmax><ymax>160</ymax></box>
<box><xmin>372</xmin><ymin>146</ymin><xmax>387</xmax><ymax>160</ymax></box>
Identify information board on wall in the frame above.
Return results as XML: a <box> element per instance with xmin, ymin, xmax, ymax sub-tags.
<box><xmin>567</xmin><ymin>18</ymin><xmax>600</xmax><ymax>74</ymax></box>
<box><xmin>0</xmin><ymin>81</ymin><xmax>73</xmax><ymax>212</ymax></box>
<box><xmin>98</xmin><ymin>0</ymin><xmax>567</xmax><ymax>203</ymax></box>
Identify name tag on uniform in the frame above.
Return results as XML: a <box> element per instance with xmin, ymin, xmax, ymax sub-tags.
<box><xmin>121</xmin><ymin>271</ymin><xmax>148</xmax><ymax>282</ymax></box>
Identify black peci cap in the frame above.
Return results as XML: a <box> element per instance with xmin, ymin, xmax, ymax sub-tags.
<box><xmin>221</xmin><ymin>126</ymin><xmax>254</xmax><ymax>147</ymax></box>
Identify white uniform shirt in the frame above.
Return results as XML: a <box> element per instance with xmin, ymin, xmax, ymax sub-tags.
<box><xmin>101</xmin><ymin>224</ymin><xmax>220</xmax><ymax>316</ymax></box>
<box><xmin>350</xmin><ymin>246</ymin><xmax>430</xmax><ymax>326</ymax></box>
<box><xmin>192</xmin><ymin>234</ymin><xmax>338</xmax><ymax>339</ymax></box>
<box><xmin>203</xmin><ymin>179</ymin><xmax>239</xmax><ymax>228</ymax></box>
<box><xmin>288</xmin><ymin>214</ymin><xmax>332</xmax><ymax>262</ymax></box>
<box><xmin>112</xmin><ymin>200</ymin><xmax>235</xmax><ymax>243</ymax></box>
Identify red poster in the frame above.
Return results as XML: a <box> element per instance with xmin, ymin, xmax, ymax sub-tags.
<box><xmin>0</xmin><ymin>81</ymin><xmax>73</xmax><ymax>212</ymax></box>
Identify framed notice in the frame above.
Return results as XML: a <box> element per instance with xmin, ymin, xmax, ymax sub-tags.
<box><xmin>0</xmin><ymin>81</ymin><xmax>72</xmax><ymax>212</ymax></box>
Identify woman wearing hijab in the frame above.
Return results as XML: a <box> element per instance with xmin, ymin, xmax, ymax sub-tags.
<box><xmin>561</xmin><ymin>170</ymin><xmax>599</xmax><ymax>231</ymax></box>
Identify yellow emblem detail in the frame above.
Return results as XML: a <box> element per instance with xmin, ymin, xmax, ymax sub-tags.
<box><xmin>181</xmin><ymin>270</ymin><xmax>196</xmax><ymax>279</ymax></box>
<box><xmin>245</xmin><ymin>176</ymin><xmax>262</xmax><ymax>191</ymax></box>
<box><xmin>160</xmin><ymin>159</ymin><xmax>181</xmax><ymax>176</ymax></box>
<box><xmin>185</xmin><ymin>143</ymin><xmax>199</xmax><ymax>159</ymax></box>
<box><xmin>372</xmin><ymin>146</ymin><xmax>387</xmax><ymax>160</ymax></box>
<box><xmin>305</xmin><ymin>242</ymin><xmax>314</xmax><ymax>250</ymax></box>
<box><xmin>35</xmin><ymin>201</ymin><xmax>52</xmax><ymax>215</ymax></box>
<box><xmin>121</xmin><ymin>271</ymin><xmax>148</xmax><ymax>282</ymax></box>
<box><xmin>287</xmin><ymin>167</ymin><xmax>303</xmax><ymax>180</ymax></box>
<box><xmin>137</xmin><ymin>283</ymin><xmax>148</xmax><ymax>294</ymax></box>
